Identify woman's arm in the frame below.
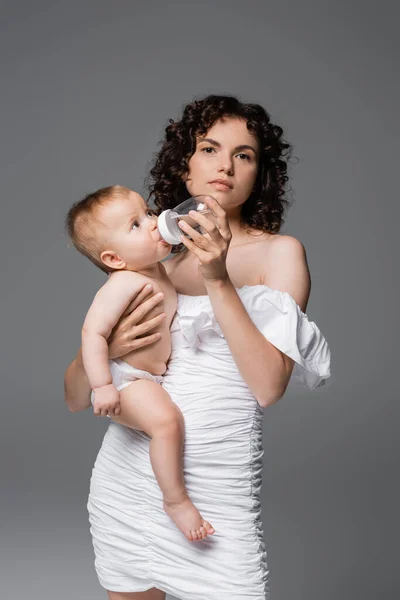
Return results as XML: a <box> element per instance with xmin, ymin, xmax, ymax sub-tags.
<box><xmin>64</xmin><ymin>284</ymin><xmax>166</xmax><ymax>413</ymax></box>
<box><xmin>178</xmin><ymin>197</ymin><xmax>310</xmax><ymax>408</ymax></box>
<box><xmin>204</xmin><ymin>238</ymin><xmax>310</xmax><ymax>407</ymax></box>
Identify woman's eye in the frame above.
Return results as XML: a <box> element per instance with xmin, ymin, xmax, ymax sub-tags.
<box><xmin>131</xmin><ymin>221</ymin><xmax>140</xmax><ymax>229</ymax></box>
<box><xmin>201</xmin><ymin>147</ymin><xmax>250</xmax><ymax>160</ymax></box>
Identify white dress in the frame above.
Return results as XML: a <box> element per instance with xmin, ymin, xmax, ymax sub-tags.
<box><xmin>87</xmin><ymin>285</ymin><xmax>331</xmax><ymax>600</ymax></box>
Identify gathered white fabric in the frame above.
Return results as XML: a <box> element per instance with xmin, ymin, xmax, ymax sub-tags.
<box><xmin>87</xmin><ymin>285</ymin><xmax>331</xmax><ymax>599</ymax></box>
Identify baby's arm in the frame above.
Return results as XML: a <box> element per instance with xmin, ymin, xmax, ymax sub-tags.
<box><xmin>82</xmin><ymin>272</ymin><xmax>148</xmax><ymax>414</ymax></box>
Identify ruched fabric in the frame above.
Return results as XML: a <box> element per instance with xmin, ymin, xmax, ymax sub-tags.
<box><xmin>87</xmin><ymin>285</ymin><xmax>331</xmax><ymax>599</ymax></box>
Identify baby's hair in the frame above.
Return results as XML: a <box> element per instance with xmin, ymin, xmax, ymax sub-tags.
<box><xmin>65</xmin><ymin>185</ymin><xmax>131</xmax><ymax>274</ymax></box>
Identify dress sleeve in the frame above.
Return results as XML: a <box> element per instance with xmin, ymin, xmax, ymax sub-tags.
<box><xmin>242</xmin><ymin>286</ymin><xmax>332</xmax><ymax>390</ymax></box>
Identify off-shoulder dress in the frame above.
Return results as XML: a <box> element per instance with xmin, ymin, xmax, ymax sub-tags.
<box><xmin>87</xmin><ymin>285</ymin><xmax>331</xmax><ymax>600</ymax></box>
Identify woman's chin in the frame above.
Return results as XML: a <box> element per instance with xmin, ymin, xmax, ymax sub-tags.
<box><xmin>210</xmin><ymin>193</ymin><xmax>244</xmax><ymax>212</ymax></box>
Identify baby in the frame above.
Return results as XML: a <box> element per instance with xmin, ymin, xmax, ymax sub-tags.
<box><xmin>66</xmin><ymin>185</ymin><xmax>214</xmax><ymax>542</ymax></box>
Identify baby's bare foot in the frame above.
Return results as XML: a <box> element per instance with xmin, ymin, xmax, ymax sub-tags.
<box><xmin>163</xmin><ymin>496</ymin><xmax>215</xmax><ymax>542</ymax></box>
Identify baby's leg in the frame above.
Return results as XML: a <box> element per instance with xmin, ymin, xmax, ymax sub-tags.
<box><xmin>111</xmin><ymin>380</ymin><xmax>214</xmax><ymax>542</ymax></box>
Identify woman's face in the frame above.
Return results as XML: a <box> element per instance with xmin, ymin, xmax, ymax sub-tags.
<box><xmin>184</xmin><ymin>116</ymin><xmax>260</xmax><ymax>214</ymax></box>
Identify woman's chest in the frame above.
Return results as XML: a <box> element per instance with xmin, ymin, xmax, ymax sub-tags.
<box><xmin>167</xmin><ymin>238</ymin><xmax>277</xmax><ymax>295</ymax></box>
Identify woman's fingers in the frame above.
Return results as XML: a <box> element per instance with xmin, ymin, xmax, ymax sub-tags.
<box><xmin>180</xmin><ymin>234</ymin><xmax>209</xmax><ymax>261</ymax></box>
<box><xmin>108</xmin><ymin>313</ymin><xmax>164</xmax><ymax>359</ymax></box>
<box><xmin>178</xmin><ymin>220</ymin><xmax>212</xmax><ymax>250</ymax></box>
<box><xmin>125</xmin><ymin>331</ymin><xmax>162</xmax><ymax>352</ymax></box>
<box><xmin>125</xmin><ymin>283</ymin><xmax>155</xmax><ymax>313</ymax></box>
<box><xmin>125</xmin><ymin>291</ymin><xmax>164</xmax><ymax>325</ymax></box>
<box><xmin>178</xmin><ymin>196</ymin><xmax>231</xmax><ymax>283</ymax></box>
<box><xmin>179</xmin><ymin>196</ymin><xmax>231</xmax><ymax>247</ymax></box>
<box><xmin>107</xmin><ymin>285</ymin><xmax>165</xmax><ymax>359</ymax></box>
<box><xmin>184</xmin><ymin>211</ymin><xmax>222</xmax><ymax>243</ymax></box>
<box><xmin>132</xmin><ymin>313</ymin><xmax>166</xmax><ymax>337</ymax></box>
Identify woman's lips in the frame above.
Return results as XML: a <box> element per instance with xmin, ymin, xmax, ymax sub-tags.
<box><xmin>209</xmin><ymin>180</ymin><xmax>233</xmax><ymax>191</ymax></box>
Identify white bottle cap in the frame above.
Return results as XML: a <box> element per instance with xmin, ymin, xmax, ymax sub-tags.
<box><xmin>157</xmin><ymin>209</ymin><xmax>182</xmax><ymax>245</ymax></box>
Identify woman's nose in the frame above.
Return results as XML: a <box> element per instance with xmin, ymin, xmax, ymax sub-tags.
<box><xmin>218</xmin><ymin>154</ymin><xmax>234</xmax><ymax>175</ymax></box>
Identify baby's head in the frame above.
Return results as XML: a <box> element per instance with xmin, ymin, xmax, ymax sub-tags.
<box><xmin>66</xmin><ymin>185</ymin><xmax>172</xmax><ymax>274</ymax></box>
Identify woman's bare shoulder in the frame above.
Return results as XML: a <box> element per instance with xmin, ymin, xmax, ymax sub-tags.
<box><xmin>259</xmin><ymin>234</ymin><xmax>311</xmax><ymax>311</ymax></box>
<box><xmin>235</xmin><ymin>232</ymin><xmax>306</xmax><ymax>260</ymax></box>
<box><xmin>266</xmin><ymin>233</ymin><xmax>306</xmax><ymax>253</ymax></box>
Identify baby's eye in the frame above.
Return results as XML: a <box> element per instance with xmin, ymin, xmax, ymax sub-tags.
<box><xmin>131</xmin><ymin>221</ymin><xmax>140</xmax><ymax>229</ymax></box>
<box><xmin>147</xmin><ymin>209</ymin><xmax>155</xmax><ymax>217</ymax></box>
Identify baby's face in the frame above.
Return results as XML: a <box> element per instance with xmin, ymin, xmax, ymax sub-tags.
<box><xmin>98</xmin><ymin>191</ymin><xmax>171</xmax><ymax>270</ymax></box>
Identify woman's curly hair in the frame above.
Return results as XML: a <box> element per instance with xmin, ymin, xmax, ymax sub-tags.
<box><xmin>146</xmin><ymin>94</ymin><xmax>293</xmax><ymax>251</ymax></box>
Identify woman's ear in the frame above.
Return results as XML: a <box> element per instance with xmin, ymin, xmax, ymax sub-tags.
<box><xmin>100</xmin><ymin>250</ymin><xmax>126</xmax><ymax>270</ymax></box>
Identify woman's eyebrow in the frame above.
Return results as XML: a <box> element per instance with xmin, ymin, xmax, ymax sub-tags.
<box><xmin>199</xmin><ymin>138</ymin><xmax>257</xmax><ymax>154</ymax></box>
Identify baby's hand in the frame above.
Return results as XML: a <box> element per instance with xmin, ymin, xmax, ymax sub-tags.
<box><xmin>93</xmin><ymin>384</ymin><xmax>121</xmax><ymax>417</ymax></box>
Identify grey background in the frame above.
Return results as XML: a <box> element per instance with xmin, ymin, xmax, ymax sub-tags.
<box><xmin>1</xmin><ymin>1</ymin><xmax>399</xmax><ymax>599</ymax></box>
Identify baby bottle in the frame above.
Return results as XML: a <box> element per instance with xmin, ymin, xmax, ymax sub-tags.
<box><xmin>157</xmin><ymin>195</ymin><xmax>216</xmax><ymax>245</ymax></box>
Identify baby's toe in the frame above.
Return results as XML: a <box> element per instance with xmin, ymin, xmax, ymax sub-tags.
<box><xmin>199</xmin><ymin>526</ymin><xmax>207</xmax><ymax>539</ymax></box>
<box><xmin>186</xmin><ymin>531</ymin><xmax>193</xmax><ymax>541</ymax></box>
<box><xmin>203</xmin><ymin>521</ymin><xmax>215</xmax><ymax>534</ymax></box>
<box><xmin>191</xmin><ymin>529</ymin><xmax>199</xmax><ymax>541</ymax></box>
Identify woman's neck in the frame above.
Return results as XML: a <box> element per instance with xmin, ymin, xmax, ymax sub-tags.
<box><xmin>227</xmin><ymin>211</ymin><xmax>268</xmax><ymax>248</ymax></box>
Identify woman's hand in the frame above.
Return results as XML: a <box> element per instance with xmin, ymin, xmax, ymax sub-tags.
<box><xmin>178</xmin><ymin>195</ymin><xmax>232</xmax><ymax>283</ymax></box>
<box><xmin>107</xmin><ymin>283</ymin><xmax>166</xmax><ymax>359</ymax></box>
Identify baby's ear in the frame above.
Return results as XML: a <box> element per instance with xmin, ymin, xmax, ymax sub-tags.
<box><xmin>100</xmin><ymin>250</ymin><xmax>126</xmax><ymax>270</ymax></box>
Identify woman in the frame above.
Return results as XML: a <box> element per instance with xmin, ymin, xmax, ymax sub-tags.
<box><xmin>64</xmin><ymin>95</ymin><xmax>331</xmax><ymax>600</ymax></box>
